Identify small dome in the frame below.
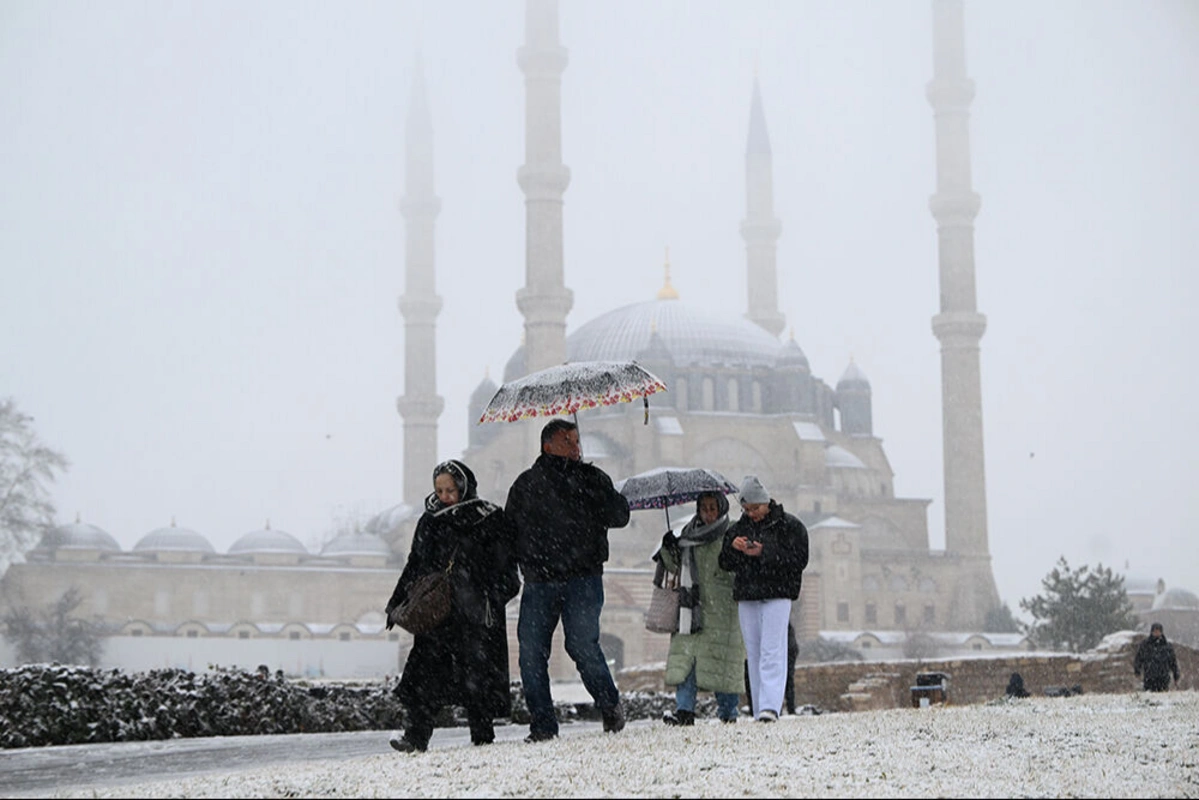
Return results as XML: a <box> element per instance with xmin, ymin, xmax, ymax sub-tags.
<box><xmin>229</xmin><ymin>523</ymin><xmax>307</xmax><ymax>556</ymax></box>
<box><xmin>133</xmin><ymin>521</ymin><xmax>215</xmax><ymax>554</ymax></box>
<box><xmin>503</xmin><ymin>344</ymin><xmax>527</xmax><ymax>383</ymax></box>
<box><xmin>321</xmin><ymin>530</ymin><xmax>392</xmax><ymax>558</ymax></box>
<box><xmin>364</xmin><ymin>503</ymin><xmax>418</xmax><ymax>537</ymax></box>
<box><xmin>40</xmin><ymin>518</ymin><xmax>121</xmax><ymax>552</ymax></box>
<box><xmin>826</xmin><ymin>444</ymin><xmax>867</xmax><ymax>469</ymax></box>
<box><xmin>777</xmin><ymin>336</ymin><xmax>810</xmax><ymax>370</ymax></box>
<box><xmin>1152</xmin><ymin>587</ymin><xmax>1199</xmax><ymax>611</ymax></box>
<box><xmin>471</xmin><ymin>372</ymin><xmax>499</xmax><ymax>406</ymax></box>
<box><xmin>837</xmin><ymin>359</ymin><xmax>870</xmax><ymax>389</ymax></box>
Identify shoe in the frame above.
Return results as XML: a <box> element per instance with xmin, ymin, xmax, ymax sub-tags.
<box><xmin>720</xmin><ymin>717</ymin><xmax>738</xmax><ymax>724</ymax></box>
<box><xmin>662</xmin><ymin>709</ymin><xmax>695</xmax><ymax>726</ymax></box>
<box><xmin>524</xmin><ymin>730</ymin><xmax>558</xmax><ymax>743</ymax></box>
<box><xmin>756</xmin><ymin>709</ymin><xmax>779</xmax><ymax>723</ymax></box>
<box><xmin>389</xmin><ymin>734</ymin><xmax>426</xmax><ymax>753</ymax></box>
<box><xmin>471</xmin><ymin>738</ymin><xmax>493</xmax><ymax>746</ymax></box>
<box><xmin>601</xmin><ymin>704</ymin><xmax>626</xmax><ymax>733</ymax></box>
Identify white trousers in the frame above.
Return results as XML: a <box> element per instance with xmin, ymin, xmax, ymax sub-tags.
<box><xmin>738</xmin><ymin>598</ymin><xmax>792</xmax><ymax>718</ymax></box>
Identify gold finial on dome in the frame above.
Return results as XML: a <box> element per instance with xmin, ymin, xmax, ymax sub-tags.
<box><xmin>75</xmin><ymin>511</ymin><xmax>82</xmax><ymax>524</ymax></box>
<box><xmin>789</xmin><ymin>326</ymin><xmax>796</xmax><ymax>342</ymax></box>
<box><xmin>170</xmin><ymin>515</ymin><xmax>176</xmax><ymax>528</ymax></box>
<box><xmin>265</xmin><ymin>518</ymin><xmax>271</xmax><ymax>530</ymax></box>
<box><xmin>657</xmin><ymin>246</ymin><xmax>679</xmax><ymax>300</ymax></box>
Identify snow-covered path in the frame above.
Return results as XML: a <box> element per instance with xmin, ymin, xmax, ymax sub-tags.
<box><xmin>31</xmin><ymin>691</ymin><xmax>1199</xmax><ymax>798</ymax></box>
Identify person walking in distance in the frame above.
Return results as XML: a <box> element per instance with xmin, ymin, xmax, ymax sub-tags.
<box><xmin>505</xmin><ymin>419</ymin><xmax>631</xmax><ymax>742</ymax></box>
<box><xmin>719</xmin><ymin>475</ymin><xmax>809</xmax><ymax>723</ymax></box>
<box><xmin>1134</xmin><ymin>622</ymin><xmax>1181</xmax><ymax>692</ymax></box>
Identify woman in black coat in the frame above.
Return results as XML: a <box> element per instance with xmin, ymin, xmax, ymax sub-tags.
<box><xmin>1134</xmin><ymin>622</ymin><xmax>1181</xmax><ymax>693</ymax></box>
<box><xmin>385</xmin><ymin>459</ymin><xmax>520</xmax><ymax>752</ymax></box>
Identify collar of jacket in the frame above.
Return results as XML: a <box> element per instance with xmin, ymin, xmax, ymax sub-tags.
<box><xmin>536</xmin><ymin>452</ymin><xmax>585</xmax><ymax>472</ymax></box>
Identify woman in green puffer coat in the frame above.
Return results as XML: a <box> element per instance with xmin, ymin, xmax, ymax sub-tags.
<box><xmin>653</xmin><ymin>491</ymin><xmax>746</xmax><ymax>725</ymax></box>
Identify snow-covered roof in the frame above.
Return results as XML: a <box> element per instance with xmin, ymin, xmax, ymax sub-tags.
<box><xmin>825</xmin><ymin>444</ymin><xmax>867</xmax><ymax>469</ymax></box>
<box><xmin>792</xmin><ymin>421</ymin><xmax>826</xmax><ymax>442</ymax></box>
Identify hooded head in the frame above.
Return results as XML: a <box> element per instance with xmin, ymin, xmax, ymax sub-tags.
<box><xmin>426</xmin><ymin>459</ymin><xmax>479</xmax><ymax>512</ymax></box>
<box><xmin>1151</xmin><ymin>622</ymin><xmax>1165</xmax><ymax>636</ymax></box>
<box><xmin>694</xmin><ymin>491</ymin><xmax>730</xmax><ymax>525</ymax></box>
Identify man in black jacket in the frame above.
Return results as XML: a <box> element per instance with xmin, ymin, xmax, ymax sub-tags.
<box><xmin>505</xmin><ymin>419</ymin><xmax>631</xmax><ymax>743</ymax></box>
<box><xmin>1134</xmin><ymin>622</ymin><xmax>1181</xmax><ymax>692</ymax></box>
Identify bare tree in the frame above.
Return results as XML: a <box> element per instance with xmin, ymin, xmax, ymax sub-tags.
<box><xmin>2</xmin><ymin>587</ymin><xmax>105</xmax><ymax>666</ymax></box>
<box><xmin>0</xmin><ymin>398</ymin><xmax>69</xmax><ymax>577</ymax></box>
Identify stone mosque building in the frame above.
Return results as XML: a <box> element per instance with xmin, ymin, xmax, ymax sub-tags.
<box><xmin>15</xmin><ymin>2</ymin><xmax>1193</xmax><ymax>678</ymax></box>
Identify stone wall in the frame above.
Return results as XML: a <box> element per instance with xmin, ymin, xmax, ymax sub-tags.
<box><xmin>617</xmin><ymin>632</ymin><xmax>1198</xmax><ymax>712</ymax></box>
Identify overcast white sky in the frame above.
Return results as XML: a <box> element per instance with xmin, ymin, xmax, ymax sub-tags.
<box><xmin>2</xmin><ymin>1</ymin><xmax>1196</xmax><ymax>617</ymax></box>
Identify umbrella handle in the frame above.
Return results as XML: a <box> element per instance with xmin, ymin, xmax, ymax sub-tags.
<box><xmin>643</xmin><ymin>396</ymin><xmax>649</xmax><ymax>425</ymax></box>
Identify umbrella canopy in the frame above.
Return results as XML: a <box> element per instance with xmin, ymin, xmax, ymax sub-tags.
<box><xmin>477</xmin><ymin>360</ymin><xmax>667</xmax><ymax>425</ymax></box>
<box><xmin>614</xmin><ymin>466</ymin><xmax>739</xmax><ymax>528</ymax></box>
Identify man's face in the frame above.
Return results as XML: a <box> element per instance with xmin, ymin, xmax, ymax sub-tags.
<box><xmin>741</xmin><ymin>502</ymin><xmax>769</xmax><ymax>522</ymax></box>
<box><xmin>544</xmin><ymin>428</ymin><xmax>582</xmax><ymax>461</ymax></box>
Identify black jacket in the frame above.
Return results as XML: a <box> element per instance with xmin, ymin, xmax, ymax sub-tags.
<box><xmin>505</xmin><ymin>453</ymin><xmax>630</xmax><ymax>583</ymax></box>
<box><xmin>718</xmin><ymin>501</ymin><xmax>809</xmax><ymax>602</ymax></box>
<box><xmin>1134</xmin><ymin>634</ymin><xmax>1180</xmax><ymax>692</ymax></box>
<box><xmin>386</xmin><ymin>497</ymin><xmax>520</xmax><ymax>716</ymax></box>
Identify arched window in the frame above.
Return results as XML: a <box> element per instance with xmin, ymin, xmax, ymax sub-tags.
<box><xmin>727</xmin><ymin>378</ymin><xmax>740</xmax><ymax>412</ymax></box>
<box><xmin>676</xmin><ymin>377</ymin><xmax>688</xmax><ymax>411</ymax></box>
<box><xmin>702</xmin><ymin>377</ymin><xmax>715</xmax><ymax>410</ymax></box>
<box><xmin>752</xmin><ymin>381</ymin><xmax>763</xmax><ymax>412</ymax></box>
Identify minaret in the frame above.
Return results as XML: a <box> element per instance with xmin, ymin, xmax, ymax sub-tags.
<box><xmin>396</xmin><ymin>59</ymin><xmax>445</xmax><ymax>508</ymax></box>
<box><xmin>927</xmin><ymin>0</ymin><xmax>1000</xmax><ymax>625</ymax></box>
<box><xmin>741</xmin><ymin>76</ymin><xmax>785</xmax><ymax>338</ymax></box>
<box><xmin>515</xmin><ymin>0</ymin><xmax>573</xmax><ymax>374</ymax></box>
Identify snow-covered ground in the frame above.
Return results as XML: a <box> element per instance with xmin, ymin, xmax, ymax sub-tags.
<box><xmin>44</xmin><ymin>690</ymin><xmax>1199</xmax><ymax>798</ymax></box>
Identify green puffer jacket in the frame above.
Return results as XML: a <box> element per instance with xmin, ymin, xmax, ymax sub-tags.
<box><xmin>658</xmin><ymin>529</ymin><xmax>746</xmax><ymax>694</ymax></box>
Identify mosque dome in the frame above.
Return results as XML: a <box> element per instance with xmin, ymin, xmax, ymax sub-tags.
<box><xmin>132</xmin><ymin>521</ymin><xmax>215</xmax><ymax>554</ymax></box>
<box><xmin>837</xmin><ymin>359</ymin><xmax>870</xmax><ymax>389</ymax></box>
<box><xmin>825</xmin><ymin>444</ymin><xmax>867</xmax><ymax>469</ymax></box>
<box><xmin>321</xmin><ymin>530</ymin><xmax>392</xmax><ymax>558</ymax></box>
<box><xmin>470</xmin><ymin>372</ymin><xmax>499</xmax><ymax>407</ymax></box>
<box><xmin>40</xmin><ymin>516</ymin><xmax>121</xmax><ymax>552</ymax></box>
<box><xmin>777</xmin><ymin>334</ymin><xmax>810</xmax><ymax>370</ymax></box>
<box><xmin>565</xmin><ymin>298</ymin><xmax>784</xmax><ymax>369</ymax></box>
<box><xmin>228</xmin><ymin>523</ymin><xmax>308</xmax><ymax>556</ymax></box>
<box><xmin>1152</xmin><ymin>587</ymin><xmax>1199</xmax><ymax>611</ymax></box>
<box><xmin>364</xmin><ymin>502</ymin><xmax>418</xmax><ymax>537</ymax></box>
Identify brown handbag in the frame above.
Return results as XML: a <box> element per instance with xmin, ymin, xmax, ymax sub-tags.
<box><xmin>392</xmin><ymin>551</ymin><xmax>456</xmax><ymax>635</ymax></box>
<box><xmin>645</xmin><ymin>560</ymin><xmax>681</xmax><ymax>634</ymax></box>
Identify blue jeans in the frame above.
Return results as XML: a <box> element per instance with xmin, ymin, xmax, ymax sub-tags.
<box><xmin>675</xmin><ymin>664</ymin><xmax>740</xmax><ymax>721</ymax></box>
<box><xmin>518</xmin><ymin>574</ymin><xmax>620</xmax><ymax>736</ymax></box>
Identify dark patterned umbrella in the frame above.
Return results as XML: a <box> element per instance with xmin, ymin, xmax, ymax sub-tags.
<box><xmin>477</xmin><ymin>360</ymin><xmax>667</xmax><ymax>426</ymax></box>
<box><xmin>614</xmin><ymin>466</ymin><xmax>738</xmax><ymax>528</ymax></box>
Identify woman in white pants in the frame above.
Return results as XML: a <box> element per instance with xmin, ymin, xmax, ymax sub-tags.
<box><xmin>718</xmin><ymin>475</ymin><xmax>810</xmax><ymax>722</ymax></box>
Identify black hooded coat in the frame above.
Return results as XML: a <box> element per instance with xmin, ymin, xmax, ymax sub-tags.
<box><xmin>1134</xmin><ymin>630</ymin><xmax>1180</xmax><ymax>693</ymax></box>
<box><xmin>386</xmin><ymin>460</ymin><xmax>521</xmax><ymax>717</ymax></box>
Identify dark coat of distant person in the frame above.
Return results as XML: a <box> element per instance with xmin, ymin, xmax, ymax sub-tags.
<box><xmin>1134</xmin><ymin>623</ymin><xmax>1180</xmax><ymax>693</ymax></box>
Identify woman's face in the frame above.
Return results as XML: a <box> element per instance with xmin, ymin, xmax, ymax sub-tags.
<box><xmin>434</xmin><ymin>473</ymin><xmax>461</xmax><ymax>506</ymax></box>
<box><xmin>698</xmin><ymin>496</ymin><xmax>721</xmax><ymax>525</ymax></box>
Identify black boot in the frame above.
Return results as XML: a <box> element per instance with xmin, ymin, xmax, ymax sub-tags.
<box><xmin>662</xmin><ymin>709</ymin><xmax>695</xmax><ymax>726</ymax></box>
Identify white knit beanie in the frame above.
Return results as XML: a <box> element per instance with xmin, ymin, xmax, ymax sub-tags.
<box><xmin>739</xmin><ymin>475</ymin><xmax>770</xmax><ymax>505</ymax></box>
